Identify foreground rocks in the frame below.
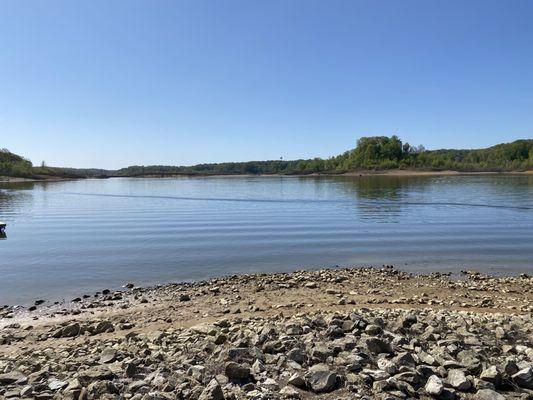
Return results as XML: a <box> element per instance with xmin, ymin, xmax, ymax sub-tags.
<box><xmin>0</xmin><ymin>267</ymin><xmax>532</xmax><ymax>399</ymax></box>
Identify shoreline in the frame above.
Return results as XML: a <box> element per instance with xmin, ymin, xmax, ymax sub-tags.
<box><xmin>1</xmin><ymin>266</ymin><xmax>532</xmax><ymax>399</ymax></box>
<box><xmin>1</xmin><ymin>169</ymin><xmax>532</xmax><ymax>183</ymax></box>
<box><xmin>0</xmin><ymin>175</ymin><xmax>82</xmax><ymax>183</ymax></box>
<box><xmin>114</xmin><ymin>170</ymin><xmax>533</xmax><ymax>179</ymax></box>
<box><xmin>0</xmin><ymin>265</ymin><xmax>530</xmax><ymax>315</ymax></box>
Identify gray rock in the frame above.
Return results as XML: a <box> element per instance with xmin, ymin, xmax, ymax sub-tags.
<box><xmin>512</xmin><ymin>366</ymin><xmax>533</xmax><ymax>389</ymax></box>
<box><xmin>287</xmin><ymin>373</ymin><xmax>306</xmax><ymax>389</ymax></box>
<box><xmin>59</xmin><ymin>322</ymin><xmax>81</xmax><ymax>338</ymax></box>
<box><xmin>77</xmin><ymin>366</ymin><xmax>115</xmax><ymax>384</ymax></box>
<box><xmin>225</xmin><ymin>362</ymin><xmax>250</xmax><ymax>380</ymax></box>
<box><xmin>99</xmin><ymin>347</ymin><xmax>117</xmax><ymax>363</ymax></box>
<box><xmin>474</xmin><ymin>389</ymin><xmax>506</xmax><ymax>400</ymax></box>
<box><xmin>86</xmin><ymin>380</ymin><xmax>119</xmax><ymax>399</ymax></box>
<box><xmin>198</xmin><ymin>379</ymin><xmax>225</xmax><ymax>400</ymax></box>
<box><xmin>0</xmin><ymin>371</ymin><xmax>26</xmax><ymax>385</ymax></box>
<box><xmin>447</xmin><ymin>369</ymin><xmax>470</xmax><ymax>391</ymax></box>
<box><xmin>48</xmin><ymin>378</ymin><xmax>68</xmax><ymax>391</ymax></box>
<box><xmin>279</xmin><ymin>386</ymin><xmax>300</xmax><ymax>398</ymax></box>
<box><xmin>424</xmin><ymin>375</ymin><xmax>443</xmax><ymax>396</ymax></box>
<box><xmin>304</xmin><ymin>364</ymin><xmax>338</xmax><ymax>393</ymax></box>
<box><xmin>480</xmin><ymin>366</ymin><xmax>501</xmax><ymax>387</ymax></box>
<box><xmin>94</xmin><ymin>321</ymin><xmax>114</xmax><ymax>334</ymax></box>
<box><xmin>364</xmin><ymin>337</ymin><xmax>393</xmax><ymax>354</ymax></box>
<box><xmin>365</xmin><ymin>324</ymin><xmax>383</xmax><ymax>335</ymax></box>
<box><xmin>287</xmin><ymin>348</ymin><xmax>306</xmax><ymax>364</ymax></box>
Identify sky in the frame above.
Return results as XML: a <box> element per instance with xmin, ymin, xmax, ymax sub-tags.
<box><xmin>1</xmin><ymin>0</ymin><xmax>532</xmax><ymax>169</ymax></box>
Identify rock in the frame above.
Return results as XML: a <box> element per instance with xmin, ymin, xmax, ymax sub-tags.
<box><xmin>365</xmin><ymin>324</ymin><xmax>382</xmax><ymax>335</ymax></box>
<box><xmin>214</xmin><ymin>333</ymin><xmax>227</xmax><ymax>345</ymax></box>
<box><xmin>65</xmin><ymin>378</ymin><xmax>82</xmax><ymax>391</ymax></box>
<box><xmin>56</xmin><ymin>322</ymin><xmax>81</xmax><ymax>338</ymax></box>
<box><xmin>287</xmin><ymin>348</ymin><xmax>306</xmax><ymax>364</ymax></box>
<box><xmin>364</xmin><ymin>337</ymin><xmax>393</xmax><ymax>354</ymax></box>
<box><xmin>199</xmin><ymin>379</ymin><xmax>225</xmax><ymax>400</ymax></box>
<box><xmin>279</xmin><ymin>386</ymin><xmax>300</xmax><ymax>398</ymax></box>
<box><xmin>86</xmin><ymin>380</ymin><xmax>119</xmax><ymax>399</ymax></box>
<box><xmin>425</xmin><ymin>375</ymin><xmax>443</xmax><ymax>396</ymax></box>
<box><xmin>251</xmin><ymin>359</ymin><xmax>265</xmax><ymax>374</ymax></box>
<box><xmin>125</xmin><ymin>363</ymin><xmax>137</xmax><ymax>378</ymax></box>
<box><xmin>261</xmin><ymin>378</ymin><xmax>279</xmax><ymax>391</ymax></box>
<box><xmin>0</xmin><ymin>370</ymin><xmax>26</xmax><ymax>385</ymax></box>
<box><xmin>288</xmin><ymin>373</ymin><xmax>306</xmax><ymax>389</ymax></box>
<box><xmin>474</xmin><ymin>389</ymin><xmax>506</xmax><ymax>400</ymax></box>
<box><xmin>304</xmin><ymin>364</ymin><xmax>338</xmax><ymax>393</ymax></box>
<box><xmin>99</xmin><ymin>347</ymin><xmax>117</xmax><ymax>363</ymax></box>
<box><xmin>94</xmin><ymin>321</ymin><xmax>114</xmax><ymax>334</ymax></box>
<box><xmin>20</xmin><ymin>385</ymin><xmax>33</xmax><ymax>396</ymax></box>
<box><xmin>512</xmin><ymin>366</ymin><xmax>533</xmax><ymax>389</ymax></box>
<box><xmin>78</xmin><ymin>366</ymin><xmax>114</xmax><ymax>383</ymax></box>
<box><xmin>48</xmin><ymin>378</ymin><xmax>68</xmax><ymax>391</ymax></box>
<box><xmin>225</xmin><ymin>362</ymin><xmax>250</xmax><ymax>380</ymax></box>
<box><xmin>480</xmin><ymin>366</ymin><xmax>502</xmax><ymax>387</ymax></box>
<box><xmin>179</xmin><ymin>294</ymin><xmax>191</xmax><ymax>302</ymax></box>
<box><xmin>447</xmin><ymin>369</ymin><xmax>471</xmax><ymax>391</ymax></box>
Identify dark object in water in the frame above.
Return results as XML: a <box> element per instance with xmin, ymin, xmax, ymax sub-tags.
<box><xmin>0</xmin><ymin>222</ymin><xmax>5</xmax><ymax>233</ymax></box>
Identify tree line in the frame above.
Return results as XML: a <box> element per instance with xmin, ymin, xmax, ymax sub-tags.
<box><xmin>115</xmin><ymin>136</ymin><xmax>533</xmax><ymax>176</ymax></box>
<box><xmin>1</xmin><ymin>137</ymin><xmax>532</xmax><ymax>179</ymax></box>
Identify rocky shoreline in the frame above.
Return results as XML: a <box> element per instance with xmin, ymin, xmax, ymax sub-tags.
<box><xmin>1</xmin><ymin>266</ymin><xmax>532</xmax><ymax>400</ymax></box>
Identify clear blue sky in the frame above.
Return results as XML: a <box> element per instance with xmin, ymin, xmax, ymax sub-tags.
<box><xmin>1</xmin><ymin>0</ymin><xmax>532</xmax><ymax>169</ymax></box>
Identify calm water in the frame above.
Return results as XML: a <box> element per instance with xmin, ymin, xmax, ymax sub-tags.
<box><xmin>1</xmin><ymin>175</ymin><xmax>532</xmax><ymax>305</ymax></box>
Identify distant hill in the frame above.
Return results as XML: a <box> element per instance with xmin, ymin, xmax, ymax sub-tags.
<box><xmin>1</xmin><ymin>137</ymin><xmax>532</xmax><ymax>180</ymax></box>
<box><xmin>113</xmin><ymin>137</ymin><xmax>533</xmax><ymax>176</ymax></box>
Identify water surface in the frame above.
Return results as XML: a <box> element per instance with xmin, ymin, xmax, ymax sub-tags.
<box><xmin>1</xmin><ymin>175</ymin><xmax>532</xmax><ymax>305</ymax></box>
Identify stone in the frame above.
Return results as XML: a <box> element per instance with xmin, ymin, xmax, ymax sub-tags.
<box><xmin>78</xmin><ymin>366</ymin><xmax>115</xmax><ymax>384</ymax></box>
<box><xmin>86</xmin><ymin>380</ymin><xmax>119</xmax><ymax>399</ymax></box>
<box><xmin>279</xmin><ymin>386</ymin><xmax>300</xmax><ymax>398</ymax></box>
<box><xmin>261</xmin><ymin>378</ymin><xmax>279</xmax><ymax>391</ymax></box>
<box><xmin>512</xmin><ymin>366</ymin><xmax>533</xmax><ymax>389</ymax></box>
<box><xmin>424</xmin><ymin>375</ymin><xmax>443</xmax><ymax>396</ymax></box>
<box><xmin>364</xmin><ymin>337</ymin><xmax>393</xmax><ymax>354</ymax></box>
<box><xmin>0</xmin><ymin>371</ymin><xmax>27</xmax><ymax>385</ymax></box>
<box><xmin>48</xmin><ymin>378</ymin><xmax>68</xmax><ymax>391</ymax></box>
<box><xmin>365</xmin><ymin>324</ymin><xmax>383</xmax><ymax>335</ymax></box>
<box><xmin>99</xmin><ymin>347</ymin><xmax>117</xmax><ymax>363</ymax></box>
<box><xmin>304</xmin><ymin>364</ymin><xmax>338</xmax><ymax>393</ymax></box>
<box><xmin>474</xmin><ymin>389</ymin><xmax>506</xmax><ymax>400</ymax></box>
<box><xmin>54</xmin><ymin>322</ymin><xmax>81</xmax><ymax>338</ymax></box>
<box><xmin>447</xmin><ymin>369</ymin><xmax>470</xmax><ymax>391</ymax></box>
<box><xmin>287</xmin><ymin>373</ymin><xmax>306</xmax><ymax>389</ymax></box>
<box><xmin>94</xmin><ymin>321</ymin><xmax>114</xmax><ymax>334</ymax></box>
<box><xmin>225</xmin><ymin>362</ymin><xmax>250</xmax><ymax>380</ymax></box>
<box><xmin>198</xmin><ymin>379</ymin><xmax>225</xmax><ymax>400</ymax></box>
<box><xmin>480</xmin><ymin>366</ymin><xmax>501</xmax><ymax>387</ymax></box>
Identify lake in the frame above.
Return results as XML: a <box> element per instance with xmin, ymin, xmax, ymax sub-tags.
<box><xmin>1</xmin><ymin>175</ymin><xmax>532</xmax><ymax>305</ymax></box>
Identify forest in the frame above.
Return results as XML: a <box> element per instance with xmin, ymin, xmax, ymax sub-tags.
<box><xmin>1</xmin><ymin>137</ymin><xmax>532</xmax><ymax>179</ymax></box>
